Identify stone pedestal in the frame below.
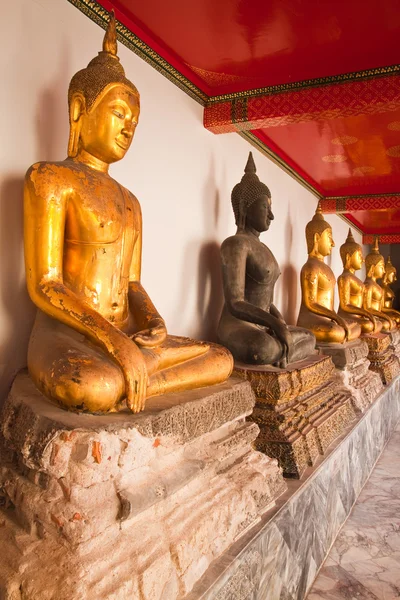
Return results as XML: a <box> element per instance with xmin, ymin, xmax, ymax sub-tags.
<box><xmin>388</xmin><ymin>328</ymin><xmax>400</xmax><ymax>355</ymax></box>
<box><xmin>316</xmin><ymin>338</ymin><xmax>383</xmax><ymax>412</ymax></box>
<box><xmin>186</xmin><ymin>377</ymin><xmax>400</xmax><ymax>600</ymax></box>
<box><xmin>363</xmin><ymin>332</ymin><xmax>400</xmax><ymax>385</ymax></box>
<box><xmin>0</xmin><ymin>372</ymin><xmax>286</xmax><ymax>600</ymax></box>
<box><xmin>233</xmin><ymin>356</ymin><xmax>356</xmax><ymax>478</ymax></box>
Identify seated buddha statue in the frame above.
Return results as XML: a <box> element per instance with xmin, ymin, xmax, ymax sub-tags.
<box><xmin>297</xmin><ymin>205</ymin><xmax>361</xmax><ymax>344</ymax></box>
<box><xmin>380</xmin><ymin>256</ymin><xmax>400</xmax><ymax>326</ymax></box>
<box><xmin>364</xmin><ymin>239</ymin><xmax>396</xmax><ymax>332</ymax></box>
<box><xmin>217</xmin><ymin>152</ymin><xmax>316</xmax><ymax>368</ymax></box>
<box><xmin>337</xmin><ymin>229</ymin><xmax>382</xmax><ymax>334</ymax></box>
<box><xmin>24</xmin><ymin>13</ymin><xmax>232</xmax><ymax>414</ymax></box>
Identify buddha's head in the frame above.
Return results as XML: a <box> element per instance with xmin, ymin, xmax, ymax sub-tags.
<box><xmin>340</xmin><ymin>228</ymin><xmax>363</xmax><ymax>271</ymax></box>
<box><xmin>365</xmin><ymin>238</ymin><xmax>385</xmax><ymax>279</ymax></box>
<box><xmin>384</xmin><ymin>256</ymin><xmax>397</xmax><ymax>285</ymax></box>
<box><xmin>231</xmin><ymin>152</ymin><xmax>273</xmax><ymax>233</ymax></box>
<box><xmin>305</xmin><ymin>203</ymin><xmax>335</xmax><ymax>257</ymax></box>
<box><xmin>67</xmin><ymin>11</ymin><xmax>140</xmax><ymax>164</ymax></box>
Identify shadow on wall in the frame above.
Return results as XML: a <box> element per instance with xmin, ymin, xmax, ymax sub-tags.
<box><xmin>0</xmin><ymin>177</ymin><xmax>36</xmax><ymax>405</ymax></box>
<box><xmin>280</xmin><ymin>212</ymin><xmax>298</xmax><ymax>324</ymax></box>
<box><xmin>0</xmin><ymin>51</ymin><xmax>69</xmax><ymax>406</ymax></box>
<box><xmin>177</xmin><ymin>158</ymin><xmax>224</xmax><ymax>342</ymax></box>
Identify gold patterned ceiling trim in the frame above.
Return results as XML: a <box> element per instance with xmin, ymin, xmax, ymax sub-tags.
<box><xmin>325</xmin><ymin>193</ymin><xmax>400</xmax><ymax>200</ymax></box>
<box><xmin>207</xmin><ymin>65</ymin><xmax>400</xmax><ymax>104</ymax></box>
<box><xmin>67</xmin><ymin>0</ymin><xmax>208</xmax><ymax>105</ymax></box>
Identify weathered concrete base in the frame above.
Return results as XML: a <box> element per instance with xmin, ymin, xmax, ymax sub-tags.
<box><xmin>0</xmin><ymin>372</ymin><xmax>286</xmax><ymax>600</ymax></box>
<box><xmin>185</xmin><ymin>376</ymin><xmax>400</xmax><ymax>600</ymax></box>
<box><xmin>234</xmin><ymin>356</ymin><xmax>357</xmax><ymax>478</ymax></box>
<box><xmin>363</xmin><ymin>332</ymin><xmax>400</xmax><ymax>385</ymax></box>
<box><xmin>316</xmin><ymin>338</ymin><xmax>383</xmax><ymax>412</ymax></box>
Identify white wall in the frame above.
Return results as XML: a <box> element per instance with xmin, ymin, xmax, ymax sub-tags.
<box><xmin>0</xmin><ymin>0</ymin><xmax>365</xmax><ymax>403</ymax></box>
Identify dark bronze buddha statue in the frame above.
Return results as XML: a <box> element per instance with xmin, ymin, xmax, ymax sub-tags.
<box><xmin>217</xmin><ymin>153</ymin><xmax>316</xmax><ymax>368</ymax></box>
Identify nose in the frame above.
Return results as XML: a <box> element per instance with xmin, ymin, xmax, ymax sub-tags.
<box><xmin>331</xmin><ymin>239</ymin><xmax>335</xmax><ymax>247</ymax></box>
<box><xmin>122</xmin><ymin>123</ymin><xmax>134</xmax><ymax>138</ymax></box>
<box><xmin>269</xmin><ymin>210</ymin><xmax>274</xmax><ymax>221</ymax></box>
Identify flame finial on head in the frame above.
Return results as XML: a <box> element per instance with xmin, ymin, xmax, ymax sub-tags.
<box><xmin>372</xmin><ymin>236</ymin><xmax>380</xmax><ymax>254</ymax></box>
<box><xmin>340</xmin><ymin>227</ymin><xmax>361</xmax><ymax>266</ymax></box>
<box><xmin>103</xmin><ymin>9</ymin><xmax>118</xmax><ymax>55</ymax></box>
<box><xmin>346</xmin><ymin>228</ymin><xmax>356</xmax><ymax>244</ymax></box>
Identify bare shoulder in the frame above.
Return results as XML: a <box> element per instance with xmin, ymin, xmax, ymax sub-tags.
<box><xmin>25</xmin><ymin>160</ymin><xmax>81</xmax><ymax>198</ymax></box>
<box><xmin>221</xmin><ymin>233</ymin><xmax>251</xmax><ymax>255</ymax></box>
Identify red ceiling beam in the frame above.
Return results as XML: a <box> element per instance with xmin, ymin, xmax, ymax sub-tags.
<box><xmin>363</xmin><ymin>233</ymin><xmax>400</xmax><ymax>245</ymax></box>
<box><xmin>204</xmin><ymin>74</ymin><xmax>400</xmax><ymax>133</ymax></box>
<box><xmin>320</xmin><ymin>195</ymin><xmax>400</xmax><ymax>214</ymax></box>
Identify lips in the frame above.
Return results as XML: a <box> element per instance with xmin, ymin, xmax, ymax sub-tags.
<box><xmin>115</xmin><ymin>139</ymin><xmax>129</xmax><ymax>151</ymax></box>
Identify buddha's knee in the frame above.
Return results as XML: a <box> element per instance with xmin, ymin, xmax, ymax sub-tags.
<box><xmin>315</xmin><ymin>321</ymin><xmax>346</xmax><ymax>344</ymax></box>
<box><xmin>381</xmin><ymin>319</ymin><xmax>392</xmax><ymax>332</ymax></box>
<box><xmin>361</xmin><ymin>319</ymin><xmax>374</xmax><ymax>334</ymax></box>
<box><xmin>348</xmin><ymin>322</ymin><xmax>361</xmax><ymax>341</ymax></box>
<box><xmin>208</xmin><ymin>343</ymin><xmax>234</xmax><ymax>380</ymax></box>
<box><xmin>245</xmin><ymin>333</ymin><xmax>282</xmax><ymax>365</ymax></box>
<box><xmin>38</xmin><ymin>356</ymin><xmax>124</xmax><ymax>412</ymax></box>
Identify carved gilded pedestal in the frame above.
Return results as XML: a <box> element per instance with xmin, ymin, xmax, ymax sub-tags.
<box><xmin>234</xmin><ymin>355</ymin><xmax>356</xmax><ymax>478</ymax></box>
<box><xmin>364</xmin><ymin>333</ymin><xmax>400</xmax><ymax>384</ymax></box>
<box><xmin>316</xmin><ymin>339</ymin><xmax>383</xmax><ymax>412</ymax></box>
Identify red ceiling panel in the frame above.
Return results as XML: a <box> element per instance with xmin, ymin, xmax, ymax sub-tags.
<box><xmin>255</xmin><ymin>110</ymin><xmax>400</xmax><ymax>196</ymax></box>
<box><xmin>98</xmin><ymin>0</ymin><xmax>400</xmax><ymax>94</ymax></box>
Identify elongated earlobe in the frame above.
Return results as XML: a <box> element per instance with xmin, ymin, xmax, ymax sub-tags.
<box><xmin>68</xmin><ymin>95</ymin><xmax>85</xmax><ymax>158</ymax></box>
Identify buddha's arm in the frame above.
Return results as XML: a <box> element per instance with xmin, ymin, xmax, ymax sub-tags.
<box><xmin>24</xmin><ymin>168</ymin><xmax>147</xmax><ymax>412</ymax></box>
<box><xmin>338</xmin><ymin>276</ymin><xmax>374</xmax><ymax>321</ymax></box>
<box><xmin>270</xmin><ymin>304</ymin><xmax>285</xmax><ymax>322</ymax></box>
<box><xmin>127</xmin><ymin>193</ymin><xmax>167</xmax><ymax>348</ymax></box>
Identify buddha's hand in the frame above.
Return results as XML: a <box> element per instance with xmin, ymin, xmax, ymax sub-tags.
<box><xmin>131</xmin><ymin>317</ymin><xmax>167</xmax><ymax>348</ymax></box>
<box><xmin>114</xmin><ymin>342</ymin><xmax>148</xmax><ymax>412</ymax></box>
<box><xmin>371</xmin><ymin>316</ymin><xmax>380</xmax><ymax>332</ymax></box>
<box><xmin>336</xmin><ymin>317</ymin><xmax>350</xmax><ymax>341</ymax></box>
<box><xmin>274</xmin><ymin>323</ymin><xmax>293</xmax><ymax>363</ymax></box>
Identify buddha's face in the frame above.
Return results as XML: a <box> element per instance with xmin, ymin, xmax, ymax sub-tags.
<box><xmin>349</xmin><ymin>249</ymin><xmax>363</xmax><ymax>271</ymax></box>
<box><xmin>316</xmin><ymin>227</ymin><xmax>334</xmax><ymax>257</ymax></box>
<box><xmin>246</xmin><ymin>195</ymin><xmax>274</xmax><ymax>232</ymax></box>
<box><xmin>387</xmin><ymin>270</ymin><xmax>396</xmax><ymax>284</ymax></box>
<box><xmin>374</xmin><ymin>259</ymin><xmax>385</xmax><ymax>279</ymax></box>
<box><xmin>79</xmin><ymin>86</ymin><xmax>140</xmax><ymax>164</ymax></box>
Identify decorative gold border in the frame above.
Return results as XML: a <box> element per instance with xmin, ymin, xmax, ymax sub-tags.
<box><xmin>207</xmin><ymin>65</ymin><xmax>400</xmax><ymax>105</ymax></box>
<box><xmin>67</xmin><ymin>0</ymin><xmax>208</xmax><ymax>105</ymax></box>
<box><xmin>325</xmin><ymin>193</ymin><xmax>400</xmax><ymax>200</ymax></box>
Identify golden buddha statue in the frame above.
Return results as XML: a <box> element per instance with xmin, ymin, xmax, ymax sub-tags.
<box><xmin>297</xmin><ymin>205</ymin><xmax>361</xmax><ymax>343</ymax></box>
<box><xmin>380</xmin><ymin>256</ymin><xmax>400</xmax><ymax>325</ymax></box>
<box><xmin>364</xmin><ymin>239</ymin><xmax>396</xmax><ymax>332</ymax></box>
<box><xmin>24</xmin><ymin>13</ymin><xmax>232</xmax><ymax>414</ymax></box>
<box><xmin>337</xmin><ymin>229</ymin><xmax>382</xmax><ymax>334</ymax></box>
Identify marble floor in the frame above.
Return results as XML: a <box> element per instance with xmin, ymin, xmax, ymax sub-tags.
<box><xmin>307</xmin><ymin>421</ymin><xmax>400</xmax><ymax>600</ymax></box>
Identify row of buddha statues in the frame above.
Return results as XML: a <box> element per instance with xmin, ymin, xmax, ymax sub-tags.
<box><xmin>22</xmin><ymin>12</ymin><xmax>399</xmax><ymax>431</ymax></box>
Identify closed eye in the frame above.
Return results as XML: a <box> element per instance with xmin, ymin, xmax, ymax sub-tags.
<box><xmin>113</xmin><ymin>110</ymin><xmax>125</xmax><ymax>119</ymax></box>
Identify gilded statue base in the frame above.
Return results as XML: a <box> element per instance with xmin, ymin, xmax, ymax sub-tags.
<box><xmin>315</xmin><ymin>339</ymin><xmax>383</xmax><ymax>413</ymax></box>
<box><xmin>0</xmin><ymin>372</ymin><xmax>286</xmax><ymax>600</ymax></box>
<box><xmin>234</xmin><ymin>356</ymin><xmax>356</xmax><ymax>478</ymax></box>
<box><xmin>363</xmin><ymin>333</ymin><xmax>400</xmax><ymax>385</ymax></box>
